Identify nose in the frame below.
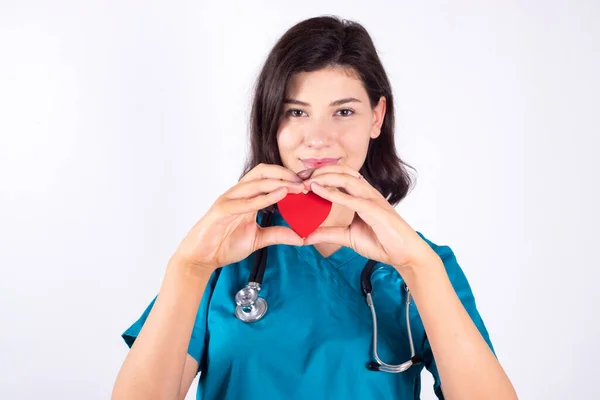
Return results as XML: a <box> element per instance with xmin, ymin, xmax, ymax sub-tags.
<box><xmin>304</xmin><ymin>120</ymin><xmax>334</xmax><ymax>148</ymax></box>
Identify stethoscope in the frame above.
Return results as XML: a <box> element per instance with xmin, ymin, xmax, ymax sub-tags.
<box><xmin>234</xmin><ymin>210</ymin><xmax>423</xmax><ymax>373</ymax></box>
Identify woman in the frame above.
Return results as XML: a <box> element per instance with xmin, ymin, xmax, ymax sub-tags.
<box><xmin>112</xmin><ymin>16</ymin><xmax>517</xmax><ymax>400</ymax></box>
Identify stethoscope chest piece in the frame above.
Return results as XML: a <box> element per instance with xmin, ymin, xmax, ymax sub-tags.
<box><xmin>233</xmin><ymin>210</ymin><xmax>420</xmax><ymax>373</ymax></box>
<box><xmin>235</xmin><ymin>282</ymin><xmax>268</xmax><ymax>323</ymax></box>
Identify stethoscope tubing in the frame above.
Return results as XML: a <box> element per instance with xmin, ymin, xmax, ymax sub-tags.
<box><xmin>234</xmin><ymin>208</ymin><xmax>422</xmax><ymax>372</ymax></box>
<box><xmin>249</xmin><ymin>210</ymin><xmax>273</xmax><ymax>284</ymax></box>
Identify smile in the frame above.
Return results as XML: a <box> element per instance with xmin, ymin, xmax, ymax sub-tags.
<box><xmin>300</xmin><ymin>158</ymin><xmax>340</xmax><ymax>169</ymax></box>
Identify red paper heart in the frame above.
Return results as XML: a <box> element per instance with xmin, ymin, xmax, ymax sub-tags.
<box><xmin>277</xmin><ymin>191</ymin><xmax>332</xmax><ymax>238</ymax></box>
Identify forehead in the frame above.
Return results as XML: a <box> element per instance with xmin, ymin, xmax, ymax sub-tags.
<box><xmin>285</xmin><ymin>66</ymin><xmax>367</xmax><ymax>101</ymax></box>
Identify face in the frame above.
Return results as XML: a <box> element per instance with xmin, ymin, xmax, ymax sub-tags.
<box><xmin>276</xmin><ymin>66</ymin><xmax>386</xmax><ymax>175</ymax></box>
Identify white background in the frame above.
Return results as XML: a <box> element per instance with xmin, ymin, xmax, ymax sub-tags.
<box><xmin>1</xmin><ymin>1</ymin><xmax>599</xmax><ymax>399</ymax></box>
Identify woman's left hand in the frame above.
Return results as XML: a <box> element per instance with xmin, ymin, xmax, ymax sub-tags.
<box><xmin>302</xmin><ymin>163</ymin><xmax>441</xmax><ymax>273</ymax></box>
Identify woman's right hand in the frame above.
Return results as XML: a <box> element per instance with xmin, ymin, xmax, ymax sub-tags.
<box><xmin>171</xmin><ymin>163</ymin><xmax>306</xmax><ymax>272</ymax></box>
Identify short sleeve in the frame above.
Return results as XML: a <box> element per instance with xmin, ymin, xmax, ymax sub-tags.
<box><xmin>121</xmin><ymin>268</ymin><xmax>221</xmax><ymax>371</ymax></box>
<box><xmin>416</xmin><ymin>235</ymin><xmax>496</xmax><ymax>399</ymax></box>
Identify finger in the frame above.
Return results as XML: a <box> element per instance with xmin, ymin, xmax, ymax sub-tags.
<box><xmin>305</xmin><ymin>172</ymin><xmax>370</xmax><ymax>198</ymax></box>
<box><xmin>310</xmin><ymin>182</ymin><xmax>389</xmax><ymax>231</ymax></box>
<box><xmin>310</xmin><ymin>181</ymin><xmax>372</xmax><ymax>215</ymax></box>
<box><xmin>303</xmin><ymin>225</ymin><xmax>350</xmax><ymax>247</ymax></box>
<box><xmin>224</xmin><ymin>186</ymin><xmax>290</xmax><ymax>216</ymax></box>
<box><xmin>296</xmin><ymin>167</ymin><xmax>316</xmax><ymax>180</ymax></box>
<box><xmin>255</xmin><ymin>225</ymin><xmax>304</xmax><ymax>249</ymax></box>
<box><xmin>240</xmin><ymin>163</ymin><xmax>302</xmax><ymax>184</ymax></box>
<box><xmin>227</xmin><ymin>178</ymin><xmax>304</xmax><ymax>199</ymax></box>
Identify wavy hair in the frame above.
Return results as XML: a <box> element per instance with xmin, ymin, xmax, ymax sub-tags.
<box><xmin>240</xmin><ymin>15</ymin><xmax>416</xmax><ymax>213</ymax></box>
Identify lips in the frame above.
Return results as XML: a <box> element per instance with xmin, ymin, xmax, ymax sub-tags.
<box><xmin>300</xmin><ymin>158</ymin><xmax>340</xmax><ymax>169</ymax></box>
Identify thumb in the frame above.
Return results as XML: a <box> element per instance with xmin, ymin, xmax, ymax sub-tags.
<box><xmin>255</xmin><ymin>226</ymin><xmax>304</xmax><ymax>250</ymax></box>
<box><xmin>304</xmin><ymin>226</ymin><xmax>349</xmax><ymax>247</ymax></box>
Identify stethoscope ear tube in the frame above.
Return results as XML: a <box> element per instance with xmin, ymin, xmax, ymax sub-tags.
<box><xmin>363</xmin><ymin>261</ymin><xmax>421</xmax><ymax>373</ymax></box>
<box><xmin>236</xmin><ymin>210</ymin><xmax>421</xmax><ymax>373</ymax></box>
<box><xmin>366</xmin><ymin>361</ymin><xmax>381</xmax><ymax>371</ymax></box>
<box><xmin>367</xmin><ymin>354</ymin><xmax>423</xmax><ymax>373</ymax></box>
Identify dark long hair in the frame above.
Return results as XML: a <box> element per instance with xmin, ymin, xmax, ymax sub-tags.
<box><xmin>240</xmin><ymin>15</ymin><xmax>416</xmax><ymax>213</ymax></box>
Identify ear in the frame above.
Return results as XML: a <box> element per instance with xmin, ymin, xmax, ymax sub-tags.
<box><xmin>370</xmin><ymin>96</ymin><xmax>386</xmax><ymax>139</ymax></box>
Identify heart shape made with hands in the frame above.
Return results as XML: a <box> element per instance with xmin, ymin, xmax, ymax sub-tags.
<box><xmin>277</xmin><ymin>191</ymin><xmax>332</xmax><ymax>238</ymax></box>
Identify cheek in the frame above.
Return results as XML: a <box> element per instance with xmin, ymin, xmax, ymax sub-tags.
<box><xmin>340</xmin><ymin>127</ymin><xmax>370</xmax><ymax>151</ymax></box>
<box><xmin>338</xmin><ymin>128</ymin><xmax>371</xmax><ymax>168</ymax></box>
<box><xmin>277</xmin><ymin>129</ymin><xmax>301</xmax><ymax>158</ymax></box>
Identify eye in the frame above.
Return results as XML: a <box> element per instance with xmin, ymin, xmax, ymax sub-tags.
<box><xmin>336</xmin><ymin>108</ymin><xmax>355</xmax><ymax>117</ymax></box>
<box><xmin>286</xmin><ymin>109</ymin><xmax>307</xmax><ymax>117</ymax></box>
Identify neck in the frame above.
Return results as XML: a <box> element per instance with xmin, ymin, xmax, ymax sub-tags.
<box><xmin>309</xmin><ymin>204</ymin><xmax>354</xmax><ymax>258</ymax></box>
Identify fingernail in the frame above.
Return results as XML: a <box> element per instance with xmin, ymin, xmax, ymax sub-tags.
<box><xmin>297</xmin><ymin>168</ymin><xmax>315</xmax><ymax>180</ymax></box>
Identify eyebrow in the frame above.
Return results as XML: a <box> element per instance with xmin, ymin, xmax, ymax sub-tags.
<box><xmin>283</xmin><ymin>97</ymin><xmax>362</xmax><ymax>107</ymax></box>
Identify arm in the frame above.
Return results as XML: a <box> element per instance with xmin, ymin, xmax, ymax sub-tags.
<box><xmin>112</xmin><ymin>164</ymin><xmax>303</xmax><ymax>399</ymax></box>
<box><xmin>178</xmin><ymin>355</ymin><xmax>200</xmax><ymax>400</ymax></box>
<box><xmin>112</xmin><ymin>257</ymin><xmax>212</xmax><ymax>400</ymax></box>
<box><xmin>400</xmin><ymin>256</ymin><xmax>517</xmax><ymax>400</ymax></box>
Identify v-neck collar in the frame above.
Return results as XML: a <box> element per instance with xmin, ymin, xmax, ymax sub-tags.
<box><xmin>270</xmin><ymin>208</ymin><xmax>362</xmax><ymax>268</ymax></box>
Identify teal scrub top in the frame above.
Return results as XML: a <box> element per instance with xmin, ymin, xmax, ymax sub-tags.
<box><xmin>122</xmin><ymin>209</ymin><xmax>496</xmax><ymax>399</ymax></box>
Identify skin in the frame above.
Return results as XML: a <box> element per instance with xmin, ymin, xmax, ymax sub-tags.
<box><xmin>278</xmin><ymin>66</ymin><xmax>518</xmax><ymax>399</ymax></box>
<box><xmin>112</xmin><ymin>66</ymin><xmax>518</xmax><ymax>399</ymax></box>
<box><xmin>112</xmin><ymin>165</ymin><xmax>307</xmax><ymax>400</ymax></box>
<box><xmin>277</xmin><ymin>66</ymin><xmax>385</xmax><ymax>258</ymax></box>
